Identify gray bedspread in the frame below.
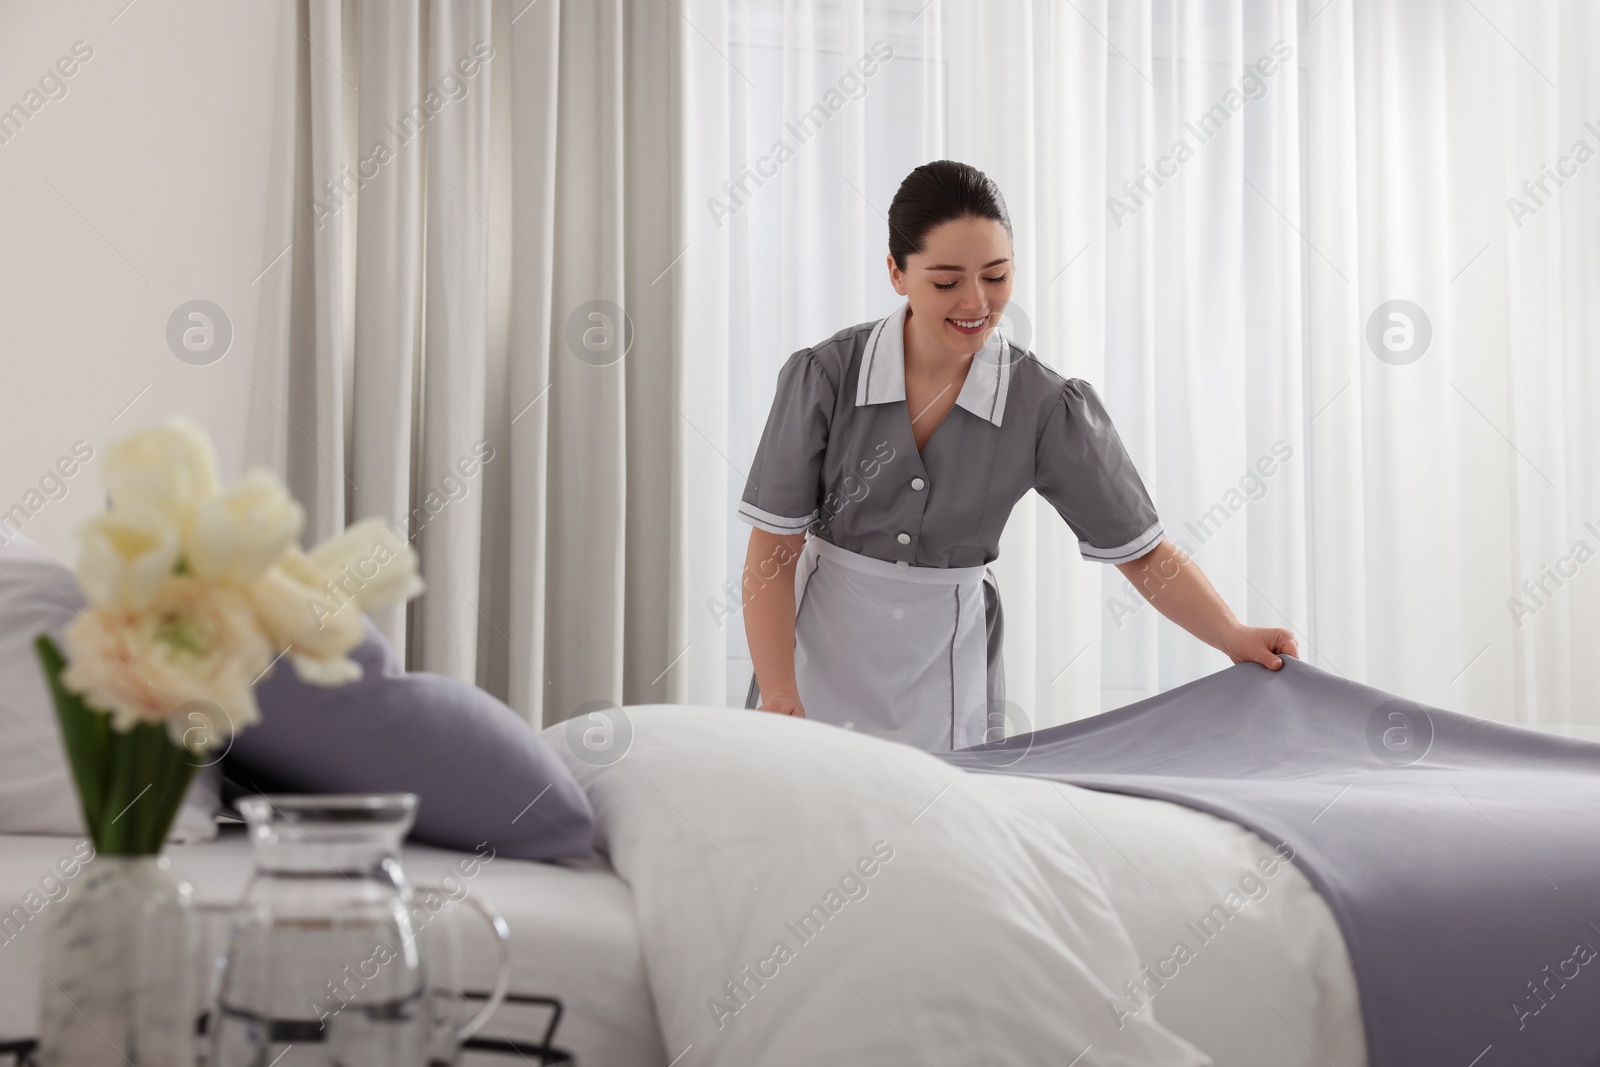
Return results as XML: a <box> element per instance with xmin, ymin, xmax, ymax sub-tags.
<box><xmin>941</xmin><ymin>654</ymin><xmax>1600</xmax><ymax>1067</ymax></box>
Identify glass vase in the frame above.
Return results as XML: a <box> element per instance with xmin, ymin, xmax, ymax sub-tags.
<box><xmin>36</xmin><ymin>853</ymin><xmax>196</xmax><ymax>1066</ymax></box>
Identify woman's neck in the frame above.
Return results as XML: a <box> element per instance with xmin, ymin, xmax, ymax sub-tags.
<box><xmin>902</xmin><ymin>305</ymin><xmax>974</xmax><ymax>384</ymax></box>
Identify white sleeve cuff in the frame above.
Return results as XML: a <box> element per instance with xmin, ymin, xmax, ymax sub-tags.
<box><xmin>737</xmin><ymin>500</ymin><xmax>817</xmax><ymax>535</ymax></box>
<box><xmin>1080</xmin><ymin>520</ymin><xmax>1165</xmax><ymax>564</ymax></box>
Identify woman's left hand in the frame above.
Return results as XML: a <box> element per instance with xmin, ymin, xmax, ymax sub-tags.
<box><xmin>1223</xmin><ymin>625</ymin><xmax>1299</xmax><ymax>670</ymax></box>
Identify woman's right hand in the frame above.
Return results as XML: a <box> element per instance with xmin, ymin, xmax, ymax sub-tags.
<box><xmin>758</xmin><ymin>690</ymin><xmax>806</xmax><ymax>717</ymax></box>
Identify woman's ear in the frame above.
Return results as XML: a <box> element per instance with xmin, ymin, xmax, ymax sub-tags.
<box><xmin>887</xmin><ymin>253</ymin><xmax>907</xmax><ymax>296</ymax></box>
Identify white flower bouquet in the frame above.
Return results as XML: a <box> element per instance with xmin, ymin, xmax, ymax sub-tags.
<box><xmin>33</xmin><ymin>418</ymin><xmax>423</xmax><ymax>855</ymax></box>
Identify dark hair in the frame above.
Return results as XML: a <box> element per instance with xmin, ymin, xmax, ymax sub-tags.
<box><xmin>886</xmin><ymin>160</ymin><xmax>1013</xmax><ymax>271</ymax></box>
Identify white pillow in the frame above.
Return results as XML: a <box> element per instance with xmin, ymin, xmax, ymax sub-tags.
<box><xmin>555</xmin><ymin>705</ymin><xmax>1211</xmax><ymax>1067</ymax></box>
<box><xmin>0</xmin><ymin>532</ymin><xmax>218</xmax><ymax>843</ymax></box>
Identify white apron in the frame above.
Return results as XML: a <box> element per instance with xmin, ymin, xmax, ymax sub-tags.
<box><xmin>790</xmin><ymin>535</ymin><xmax>995</xmax><ymax>752</ymax></box>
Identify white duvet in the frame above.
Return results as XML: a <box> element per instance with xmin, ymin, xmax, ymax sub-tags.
<box><xmin>556</xmin><ymin>705</ymin><xmax>1217</xmax><ymax>1067</ymax></box>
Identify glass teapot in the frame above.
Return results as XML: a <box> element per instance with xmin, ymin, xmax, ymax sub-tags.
<box><xmin>211</xmin><ymin>794</ymin><xmax>510</xmax><ymax>1067</ymax></box>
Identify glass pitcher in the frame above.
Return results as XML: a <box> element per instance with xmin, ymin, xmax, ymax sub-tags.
<box><xmin>211</xmin><ymin>794</ymin><xmax>510</xmax><ymax>1067</ymax></box>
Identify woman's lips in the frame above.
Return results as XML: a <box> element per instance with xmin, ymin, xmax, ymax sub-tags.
<box><xmin>946</xmin><ymin>315</ymin><xmax>988</xmax><ymax>336</ymax></box>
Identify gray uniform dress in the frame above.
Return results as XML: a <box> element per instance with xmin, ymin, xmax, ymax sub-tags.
<box><xmin>739</xmin><ymin>298</ymin><xmax>1164</xmax><ymax>751</ymax></box>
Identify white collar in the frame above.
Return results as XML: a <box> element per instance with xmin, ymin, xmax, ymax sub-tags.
<box><xmin>854</xmin><ymin>299</ymin><xmax>1013</xmax><ymax>427</ymax></box>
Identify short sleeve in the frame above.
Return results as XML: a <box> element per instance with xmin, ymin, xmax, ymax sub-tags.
<box><xmin>738</xmin><ymin>348</ymin><xmax>835</xmax><ymax>535</ymax></box>
<box><xmin>1034</xmin><ymin>378</ymin><xmax>1164</xmax><ymax>564</ymax></box>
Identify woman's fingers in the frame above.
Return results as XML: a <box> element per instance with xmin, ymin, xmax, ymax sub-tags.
<box><xmin>1260</xmin><ymin>627</ymin><xmax>1299</xmax><ymax>668</ymax></box>
<box><xmin>758</xmin><ymin>695</ymin><xmax>806</xmax><ymax>717</ymax></box>
<box><xmin>1228</xmin><ymin>625</ymin><xmax>1299</xmax><ymax>669</ymax></box>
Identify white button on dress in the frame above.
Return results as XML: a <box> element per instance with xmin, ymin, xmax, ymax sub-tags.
<box><xmin>911</xmin><ymin>477</ymin><xmax>926</xmax><ymax>490</ymax></box>
<box><xmin>897</xmin><ymin>532</ymin><xmax>911</xmax><ymax>544</ymax></box>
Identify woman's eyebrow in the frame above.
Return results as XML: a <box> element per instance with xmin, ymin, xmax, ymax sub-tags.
<box><xmin>924</xmin><ymin>257</ymin><xmax>1012</xmax><ymax>272</ymax></box>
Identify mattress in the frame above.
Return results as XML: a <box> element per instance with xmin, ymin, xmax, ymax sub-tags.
<box><xmin>0</xmin><ymin>828</ymin><xmax>667</xmax><ymax>1066</ymax></box>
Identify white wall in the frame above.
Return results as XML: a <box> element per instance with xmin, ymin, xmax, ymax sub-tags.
<box><xmin>0</xmin><ymin>0</ymin><xmax>294</xmax><ymax>561</ymax></box>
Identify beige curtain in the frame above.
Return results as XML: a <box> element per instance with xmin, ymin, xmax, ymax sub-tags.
<box><xmin>248</xmin><ymin>0</ymin><xmax>731</xmax><ymax>726</ymax></box>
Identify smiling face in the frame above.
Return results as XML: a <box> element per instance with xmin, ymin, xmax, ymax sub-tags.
<box><xmin>887</xmin><ymin>214</ymin><xmax>1014</xmax><ymax>361</ymax></box>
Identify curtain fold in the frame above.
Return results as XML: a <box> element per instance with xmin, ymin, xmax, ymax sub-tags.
<box><xmin>350</xmin><ymin>0</ymin><xmax>422</xmax><ymax>655</ymax></box>
<box><xmin>304</xmin><ymin>0</ymin><xmax>351</xmax><ymax>549</ymax></box>
<box><xmin>416</xmin><ymin>0</ymin><xmax>492</xmax><ymax>679</ymax></box>
<box><xmin>666</xmin><ymin>0</ymin><xmax>734</xmax><ymax>708</ymax></box>
<box><xmin>502</xmin><ymin>0</ymin><xmax>560</xmax><ymax>720</ymax></box>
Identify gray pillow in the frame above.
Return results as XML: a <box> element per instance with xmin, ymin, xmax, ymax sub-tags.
<box><xmin>227</xmin><ymin>619</ymin><xmax>595</xmax><ymax>862</ymax></box>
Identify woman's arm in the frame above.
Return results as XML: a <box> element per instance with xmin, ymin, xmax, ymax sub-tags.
<box><xmin>742</xmin><ymin>528</ymin><xmax>808</xmax><ymax>715</ymax></box>
<box><xmin>1113</xmin><ymin>539</ymin><xmax>1299</xmax><ymax>669</ymax></box>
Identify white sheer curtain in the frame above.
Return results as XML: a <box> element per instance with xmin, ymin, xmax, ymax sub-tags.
<box><xmin>249</xmin><ymin>0</ymin><xmax>732</xmax><ymax>727</ymax></box>
<box><xmin>724</xmin><ymin>0</ymin><xmax>1600</xmax><ymax>736</ymax></box>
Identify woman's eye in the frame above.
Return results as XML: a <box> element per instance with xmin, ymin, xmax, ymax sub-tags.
<box><xmin>933</xmin><ymin>275</ymin><xmax>1007</xmax><ymax>290</ymax></box>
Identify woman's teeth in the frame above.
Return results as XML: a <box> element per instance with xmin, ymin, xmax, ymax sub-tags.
<box><xmin>949</xmin><ymin>316</ymin><xmax>986</xmax><ymax>329</ymax></box>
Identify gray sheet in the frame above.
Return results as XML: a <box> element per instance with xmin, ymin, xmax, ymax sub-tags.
<box><xmin>942</xmin><ymin>655</ymin><xmax>1600</xmax><ymax>1066</ymax></box>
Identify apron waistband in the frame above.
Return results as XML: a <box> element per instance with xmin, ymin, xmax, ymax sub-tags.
<box><xmin>806</xmin><ymin>535</ymin><xmax>989</xmax><ymax>586</ymax></box>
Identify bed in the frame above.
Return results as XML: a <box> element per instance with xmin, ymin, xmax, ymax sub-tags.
<box><xmin>0</xmin><ymin>782</ymin><xmax>1363</xmax><ymax>1067</ymax></box>
<box><xmin>541</xmin><ymin>654</ymin><xmax>1598</xmax><ymax>1066</ymax></box>
<box><xmin>10</xmin><ymin>654</ymin><xmax>1593</xmax><ymax>1065</ymax></box>
<box><xmin>551</xmin><ymin>699</ymin><xmax>1371</xmax><ymax>1067</ymax></box>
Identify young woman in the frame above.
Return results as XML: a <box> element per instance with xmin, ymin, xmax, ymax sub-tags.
<box><xmin>739</xmin><ymin>160</ymin><xmax>1296</xmax><ymax>751</ymax></box>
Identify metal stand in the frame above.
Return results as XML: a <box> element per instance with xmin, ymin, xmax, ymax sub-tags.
<box><xmin>1</xmin><ymin>992</ymin><xmax>574</xmax><ymax>1066</ymax></box>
